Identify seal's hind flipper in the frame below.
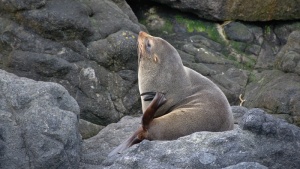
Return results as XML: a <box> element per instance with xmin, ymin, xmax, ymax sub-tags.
<box><xmin>108</xmin><ymin>127</ymin><xmax>144</xmax><ymax>157</ymax></box>
<box><xmin>142</xmin><ymin>92</ymin><xmax>167</xmax><ymax>130</ymax></box>
<box><xmin>108</xmin><ymin>92</ymin><xmax>167</xmax><ymax>157</ymax></box>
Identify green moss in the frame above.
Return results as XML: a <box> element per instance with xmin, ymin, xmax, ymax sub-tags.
<box><xmin>230</xmin><ymin>41</ymin><xmax>246</xmax><ymax>52</ymax></box>
<box><xmin>264</xmin><ymin>25</ymin><xmax>272</xmax><ymax>35</ymax></box>
<box><xmin>175</xmin><ymin>15</ymin><xmax>224</xmax><ymax>44</ymax></box>
<box><xmin>162</xmin><ymin>19</ymin><xmax>173</xmax><ymax>33</ymax></box>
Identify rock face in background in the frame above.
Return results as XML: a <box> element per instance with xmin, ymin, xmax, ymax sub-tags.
<box><xmin>80</xmin><ymin>107</ymin><xmax>300</xmax><ymax>169</ymax></box>
<box><xmin>0</xmin><ymin>70</ymin><xmax>81</xmax><ymax>169</ymax></box>
<box><xmin>0</xmin><ymin>0</ymin><xmax>299</xmax><ymax>128</ymax></box>
<box><xmin>0</xmin><ymin>0</ymin><xmax>144</xmax><ymax>126</ymax></box>
<box><xmin>150</xmin><ymin>0</ymin><xmax>300</xmax><ymax>21</ymax></box>
<box><xmin>125</xmin><ymin>1</ymin><xmax>300</xmax><ymax>126</ymax></box>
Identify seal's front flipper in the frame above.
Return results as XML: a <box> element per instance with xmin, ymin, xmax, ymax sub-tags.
<box><xmin>108</xmin><ymin>127</ymin><xmax>144</xmax><ymax>157</ymax></box>
<box><xmin>140</xmin><ymin>91</ymin><xmax>156</xmax><ymax>101</ymax></box>
<box><xmin>142</xmin><ymin>92</ymin><xmax>167</xmax><ymax>130</ymax></box>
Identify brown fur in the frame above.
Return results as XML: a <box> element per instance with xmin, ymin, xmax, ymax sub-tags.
<box><xmin>109</xmin><ymin>31</ymin><xmax>234</xmax><ymax>156</ymax></box>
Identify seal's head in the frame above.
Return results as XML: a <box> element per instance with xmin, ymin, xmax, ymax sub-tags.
<box><xmin>137</xmin><ymin>31</ymin><xmax>191</xmax><ymax>113</ymax></box>
<box><xmin>137</xmin><ymin>31</ymin><xmax>186</xmax><ymax>94</ymax></box>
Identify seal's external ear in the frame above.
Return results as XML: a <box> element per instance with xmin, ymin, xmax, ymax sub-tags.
<box><xmin>153</xmin><ymin>54</ymin><xmax>159</xmax><ymax>63</ymax></box>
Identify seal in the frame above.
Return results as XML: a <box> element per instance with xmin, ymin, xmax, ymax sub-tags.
<box><xmin>109</xmin><ymin>31</ymin><xmax>234</xmax><ymax>156</ymax></box>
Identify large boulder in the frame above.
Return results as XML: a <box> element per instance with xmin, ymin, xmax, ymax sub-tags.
<box><xmin>275</xmin><ymin>30</ymin><xmax>300</xmax><ymax>76</ymax></box>
<box><xmin>80</xmin><ymin>107</ymin><xmax>300</xmax><ymax>168</ymax></box>
<box><xmin>0</xmin><ymin>70</ymin><xmax>81</xmax><ymax>169</ymax></box>
<box><xmin>149</xmin><ymin>0</ymin><xmax>300</xmax><ymax>21</ymax></box>
<box><xmin>244</xmin><ymin>70</ymin><xmax>300</xmax><ymax>125</ymax></box>
<box><xmin>0</xmin><ymin>0</ymin><xmax>144</xmax><ymax>125</ymax></box>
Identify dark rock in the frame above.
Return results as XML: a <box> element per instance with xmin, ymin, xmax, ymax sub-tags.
<box><xmin>0</xmin><ymin>0</ymin><xmax>143</xmax><ymax>125</ymax></box>
<box><xmin>83</xmin><ymin>0</ymin><xmax>142</xmax><ymax>41</ymax></box>
<box><xmin>0</xmin><ymin>69</ymin><xmax>80</xmax><ymax>169</ymax></box>
<box><xmin>80</xmin><ymin>108</ymin><xmax>300</xmax><ymax>169</ymax></box>
<box><xmin>244</xmin><ymin>70</ymin><xmax>300</xmax><ymax>125</ymax></box>
<box><xmin>0</xmin><ymin>0</ymin><xmax>46</xmax><ymax>12</ymax></box>
<box><xmin>87</xmin><ymin>30</ymin><xmax>138</xmax><ymax>71</ymax></box>
<box><xmin>149</xmin><ymin>0</ymin><xmax>300</xmax><ymax>21</ymax></box>
<box><xmin>189</xmin><ymin>35</ymin><xmax>223</xmax><ymax>52</ymax></box>
<box><xmin>79</xmin><ymin>119</ymin><xmax>104</xmax><ymax>139</ymax></box>
<box><xmin>224</xmin><ymin>22</ymin><xmax>254</xmax><ymax>43</ymax></box>
<box><xmin>245</xmin><ymin>44</ymin><xmax>261</xmax><ymax>56</ymax></box>
<box><xmin>16</xmin><ymin>0</ymin><xmax>93</xmax><ymax>41</ymax></box>
<box><xmin>211</xmin><ymin>68</ymin><xmax>249</xmax><ymax>104</ymax></box>
<box><xmin>255</xmin><ymin>41</ymin><xmax>279</xmax><ymax>69</ymax></box>
<box><xmin>275</xmin><ymin>31</ymin><xmax>300</xmax><ymax>75</ymax></box>
<box><xmin>274</xmin><ymin>22</ymin><xmax>300</xmax><ymax>45</ymax></box>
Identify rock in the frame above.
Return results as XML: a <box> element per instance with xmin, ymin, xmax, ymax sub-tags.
<box><xmin>224</xmin><ymin>22</ymin><xmax>254</xmax><ymax>43</ymax></box>
<box><xmin>274</xmin><ymin>22</ymin><xmax>300</xmax><ymax>45</ymax></box>
<box><xmin>231</xmin><ymin>106</ymin><xmax>248</xmax><ymax>124</ymax></box>
<box><xmin>275</xmin><ymin>31</ymin><xmax>300</xmax><ymax>75</ymax></box>
<box><xmin>0</xmin><ymin>0</ymin><xmax>143</xmax><ymax>125</ymax></box>
<box><xmin>0</xmin><ymin>69</ymin><xmax>81</xmax><ymax>169</ymax></box>
<box><xmin>15</xmin><ymin>0</ymin><xmax>93</xmax><ymax>41</ymax></box>
<box><xmin>244</xmin><ymin>70</ymin><xmax>300</xmax><ymax>125</ymax></box>
<box><xmin>222</xmin><ymin>162</ymin><xmax>268</xmax><ymax>169</ymax></box>
<box><xmin>80</xmin><ymin>116</ymin><xmax>140</xmax><ymax>167</ymax></box>
<box><xmin>79</xmin><ymin>119</ymin><xmax>104</xmax><ymax>139</ymax></box>
<box><xmin>149</xmin><ymin>0</ymin><xmax>300</xmax><ymax>21</ymax></box>
<box><xmin>80</xmin><ymin>108</ymin><xmax>300</xmax><ymax>169</ymax></box>
<box><xmin>211</xmin><ymin>68</ymin><xmax>249</xmax><ymax>104</ymax></box>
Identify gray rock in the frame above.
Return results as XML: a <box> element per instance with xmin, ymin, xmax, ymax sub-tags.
<box><xmin>16</xmin><ymin>0</ymin><xmax>92</xmax><ymax>41</ymax></box>
<box><xmin>0</xmin><ymin>69</ymin><xmax>81</xmax><ymax>169</ymax></box>
<box><xmin>244</xmin><ymin>70</ymin><xmax>300</xmax><ymax>126</ymax></box>
<box><xmin>224</xmin><ymin>22</ymin><xmax>254</xmax><ymax>43</ymax></box>
<box><xmin>150</xmin><ymin>0</ymin><xmax>300</xmax><ymax>21</ymax></box>
<box><xmin>80</xmin><ymin>116</ymin><xmax>141</xmax><ymax>167</ymax></box>
<box><xmin>275</xmin><ymin>30</ymin><xmax>300</xmax><ymax>75</ymax></box>
<box><xmin>79</xmin><ymin>119</ymin><xmax>104</xmax><ymax>139</ymax></box>
<box><xmin>0</xmin><ymin>0</ymin><xmax>143</xmax><ymax>125</ymax></box>
<box><xmin>274</xmin><ymin>23</ymin><xmax>300</xmax><ymax>45</ymax></box>
<box><xmin>80</xmin><ymin>108</ymin><xmax>300</xmax><ymax>169</ymax></box>
<box><xmin>231</xmin><ymin>106</ymin><xmax>248</xmax><ymax>124</ymax></box>
<box><xmin>211</xmin><ymin>68</ymin><xmax>249</xmax><ymax>104</ymax></box>
<box><xmin>222</xmin><ymin>162</ymin><xmax>268</xmax><ymax>169</ymax></box>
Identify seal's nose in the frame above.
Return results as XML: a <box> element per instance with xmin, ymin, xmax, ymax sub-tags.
<box><xmin>139</xmin><ymin>31</ymin><xmax>151</xmax><ymax>38</ymax></box>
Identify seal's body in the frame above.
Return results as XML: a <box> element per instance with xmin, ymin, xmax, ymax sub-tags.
<box><xmin>108</xmin><ymin>32</ymin><xmax>234</xmax><ymax>156</ymax></box>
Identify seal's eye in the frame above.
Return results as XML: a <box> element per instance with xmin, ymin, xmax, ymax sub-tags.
<box><xmin>146</xmin><ymin>40</ymin><xmax>151</xmax><ymax>52</ymax></box>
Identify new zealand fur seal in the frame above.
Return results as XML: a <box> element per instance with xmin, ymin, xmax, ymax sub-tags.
<box><xmin>109</xmin><ymin>31</ymin><xmax>234</xmax><ymax>156</ymax></box>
